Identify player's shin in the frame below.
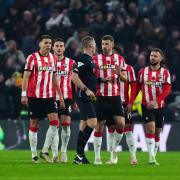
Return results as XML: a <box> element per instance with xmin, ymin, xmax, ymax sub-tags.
<box><xmin>29</xmin><ymin>127</ymin><xmax>38</xmax><ymax>158</ymax></box>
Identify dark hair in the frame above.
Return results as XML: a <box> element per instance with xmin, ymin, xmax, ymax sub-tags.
<box><xmin>150</xmin><ymin>48</ymin><xmax>165</xmax><ymax>59</ymax></box>
<box><xmin>39</xmin><ymin>35</ymin><xmax>52</xmax><ymax>42</ymax></box>
<box><xmin>53</xmin><ymin>38</ymin><xmax>64</xmax><ymax>45</ymax></box>
<box><xmin>101</xmin><ymin>35</ymin><xmax>114</xmax><ymax>42</ymax></box>
<box><xmin>82</xmin><ymin>36</ymin><xmax>94</xmax><ymax>48</ymax></box>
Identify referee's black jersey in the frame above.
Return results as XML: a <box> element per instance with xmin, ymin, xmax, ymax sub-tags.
<box><xmin>73</xmin><ymin>53</ymin><xmax>97</xmax><ymax>93</ymax></box>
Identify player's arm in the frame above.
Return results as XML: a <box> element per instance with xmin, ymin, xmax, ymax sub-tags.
<box><xmin>21</xmin><ymin>71</ymin><xmax>31</xmax><ymax>106</ymax></box>
<box><xmin>52</xmin><ymin>73</ymin><xmax>65</xmax><ymax>109</ymax></box>
<box><xmin>71</xmin><ymin>72</ymin><xmax>95</xmax><ymax>98</ymax></box>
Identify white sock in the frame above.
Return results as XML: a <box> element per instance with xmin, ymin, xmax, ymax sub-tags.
<box><xmin>113</xmin><ymin>132</ymin><xmax>123</xmax><ymax>151</ymax></box>
<box><xmin>146</xmin><ymin>136</ymin><xmax>155</xmax><ymax>161</ymax></box>
<box><xmin>42</xmin><ymin>125</ymin><xmax>58</xmax><ymax>153</ymax></box>
<box><xmin>93</xmin><ymin>132</ymin><xmax>102</xmax><ymax>160</ymax></box>
<box><xmin>125</xmin><ymin>131</ymin><xmax>136</xmax><ymax>157</ymax></box>
<box><xmin>108</xmin><ymin>132</ymin><xmax>115</xmax><ymax>152</ymax></box>
<box><xmin>154</xmin><ymin>141</ymin><xmax>160</xmax><ymax>157</ymax></box>
<box><xmin>51</xmin><ymin>128</ymin><xmax>59</xmax><ymax>158</ymax></box>
<box><xmin>29</xmin><ymin>130</ymin><xmax>38</xmax><ymax>158</ymax></box>
<box><xmin>61</xmin><ymin>126</ymin><xmax>71</xmax><ymax>153</ymax></box>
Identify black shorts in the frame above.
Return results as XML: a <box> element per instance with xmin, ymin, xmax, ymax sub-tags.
<box><xmin>106</xmin><ymin>103</ymin><xmax>128</xmax><ymax>127</ymax></box>
<box><xmin>28</xmin><ymin>97</ymin><xmax>58</xmax><ymax>119</ymax></box>
<box><xmin>142</xmin><ymin>105</ymin><xmax>165</xmax><ymax>128</ymax></box>
<box><xmin>96</xmin><ymin>96</ymin><xmax>124</xmax><ymax>121</ymax></box>
<box><xmin>76</xmin><ymin>96</ymin><xmax>96</xmax><ymax>121</ymax></box>
<box><xmin>57</xmin><ymin>99</ymin><xmax>72</xmax><ymax>117</ymax></box>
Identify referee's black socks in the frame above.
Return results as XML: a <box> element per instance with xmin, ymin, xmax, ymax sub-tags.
<box><xmin>77</xmin><ymin>126</ymin><xmax>93</xmax><ymax>155</ymax></box>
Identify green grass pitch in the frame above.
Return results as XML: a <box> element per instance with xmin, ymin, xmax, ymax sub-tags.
<box><xmin>0</xmin><ymin>151</ymin><xmax>180</xmax><ymax>180</ymax></box>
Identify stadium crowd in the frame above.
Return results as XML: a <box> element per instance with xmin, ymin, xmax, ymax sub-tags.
<box><xmin>0</xmin><ymin>0</ymin><xmax>180</xmax><ymax>120</ymax></box>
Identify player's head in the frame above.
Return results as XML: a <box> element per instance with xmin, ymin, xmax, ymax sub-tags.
<box><xmin>53</xmin><ymin>38</ymin><xmax>65</xmax><ymax>56</ymax></box>
<box><xmin>82</xmin><ymin>36</ymin><xmax>96</xmax><ymax>55</ymax></box>
<box><xmin>101</xmin><ymin>35</ymin><xmax>114</xmax><ymax>55</ymax></box>
<box><xmin>149</xmin><ymin>48</ymin><xmax>164</xmax><ymax>66</ymax></box>
<box><xmin>39</xmin><ymin>35</ymin><xmax>52</xmax><ymax>53</ymax></box>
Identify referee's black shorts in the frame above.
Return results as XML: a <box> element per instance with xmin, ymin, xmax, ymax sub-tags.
<box><xmin>76</xmin><ymin>93</ymin><xmax>96</xmax><ymax>121</ymax></box>
<box><xmin>28</xmin><ymin>97</ymin><xmax>58</xmax><ymax>119</ymax></box>
<box><xmin>96</xmin><ymin>96</ymin><xmax>124</xmax><ymax>121</ymax></box>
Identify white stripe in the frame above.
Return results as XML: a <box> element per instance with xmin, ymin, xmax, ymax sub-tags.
<box><xmin>159</xmin><ymin>68</ymin><xmax>165</xmax><ymax>94</ymax></box>
<box><xmin>49</xmin><ymin>53</ymin><xmax>54</xmax><ymax>97</ymax></box>
<box><xmin>64</xmin><ymin>57</ymin><xmax>69</xmax><ymax>99</ymax></box>
<box><xmin>120</xmin><ymin>81</ymin><xmax>125</xmax><ymax>102</ymax></box>
<box><xmin>144</xmin><ymin>67</ymin><xmax>150</xmax><ymax>103</ymax></box>
<box><xmin>107</xmin><ymin>56</ymin><xmax>112</xmax><ymax>96</ymax></box>
<box><xmin>35</xmin><ymin>53</ymin><xmax>42</xmax><ymax>98</ymax></box>
<box><xmin>43</xmin><ymin>57</ymin><xmax>49</xmax><ymax>98</ymax></box>
<box><xmin>114</xmin><ymin>54</ymin><xmax>119</xmax><ymax>95</ymax></box>
<box><xmin>98</xmin><ymin>54</ymin><xmax>104</xmax><ymax>96</ymax></box>
<box><xmin>151</xmin><ymin>71</ymin><xmax>157</xmax><ymax>100</ymax></box>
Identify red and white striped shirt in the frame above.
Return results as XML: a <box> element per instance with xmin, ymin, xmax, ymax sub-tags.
<box><xmin>93</xmin><ymin>53</ymin><xmax>126</xmax><ymax>96</ymax></box>
<box><xmin>120</xmin><ymin>65</ymin><xmax>136</xmax><ymax>104</ymax></box>
<box><xmin>54</xmin><ymin>57</ymin><xmax>74</xmax><ymax>100</ymax></box>
<box><xmin>25</xmin><ymin>52</ymin><xmax>56</xmax><ymax>98</ymax></box>
<box><xmin>138</xmin><ymin>66</ymin><xmax>171</xmax><ymax>108</ymax></box>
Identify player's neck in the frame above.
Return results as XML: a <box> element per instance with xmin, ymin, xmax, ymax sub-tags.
<box><xmin>149</xmin><ymin>64</ymin><xmax>161</xmax><ymax>71</ymax></box>
<box><xmin>39</xmin><ymin>50</ymin><xmax>49</xmax><ymax>57</ymax></box>
<box><xmin>103</xmin><ymin>50</ymin><xmax>113</xmax><ymax>56</ymax></box>
<box><xmin>55</xmin><ymin>54</ymin><xmax>64</xmax><ymax>61</ymax></box>
<box><xmin>84</xmin><ymin>49</ymin><xmax>93</xmax><ymax>57</ymax></box>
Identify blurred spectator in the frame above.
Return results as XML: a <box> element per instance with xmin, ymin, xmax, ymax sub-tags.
<box><xmin>0</xmin><ymin>28</ymin><xmax>8</xmax><ymax>56</ymax></box>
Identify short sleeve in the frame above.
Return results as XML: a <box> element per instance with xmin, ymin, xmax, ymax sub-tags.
<box><xmin>24</xmin><ymin>55</ymin><xmax>34</xmax><ymax>71</ymax></box>
<box><xmin>73</xmin><ymin>61</ymin><xmax>86</xmax><ymax>74</ymax></box>
<box><xmin>164</xmin><ymin>69</ymin><xmax>171</xmax><ymax>85</ymax></box>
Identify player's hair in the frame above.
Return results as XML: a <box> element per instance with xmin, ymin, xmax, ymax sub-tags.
<box><xmin>150</xmin><ymin>48</ymin><xmax>165</xmax><ymax>60</ymax></box>
<box><xmin>82</xmin><ymin>36</ymin><xmax>94</xmax><ymax>48</ymax></box>
<box><xmin>53</xmin><ymin>38</ymin><xmax>64</xmax><ymax>45</ymax></box>
<box><xmin>39</xmin><ymin>35</ymin><xmax>52</xmax><ymax>42</ymax></box>
<box><xmin>101</xmin><ymin>35</ymin><xmax>114</xmax><ymax>42</ymax></box>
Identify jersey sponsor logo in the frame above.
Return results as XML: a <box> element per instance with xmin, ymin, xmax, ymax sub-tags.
<box><xmin>144</xmin><ymin>81</ymin><xmax>163</xmax><ymax>87</ymax></box>
<box><xmin>100</xmin><ymin>64</ymin><xmax>115</xmax><ymax>70</ymax></box>
<box><xmin>38</xmin><ymin>66</ymin><xmax>54</xmax><ymax>71</ymax></box>
<box><xmin>56</xmin><ymin>70</ymin><xmax>68</xmax><ymax>76</ymax></box>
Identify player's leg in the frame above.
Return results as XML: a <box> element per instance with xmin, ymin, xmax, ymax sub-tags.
<box><xmin>60</xmin><ymin>115</ymin><xmax>71</xmax><ymax>163</ymax></box>
<box><xmin>29</xmin><ymin>118</ymin><xmax>39</xmax><ymax>163</ymax></box>
<box><xmin>28</xmin><ymin>97</ymin><xmax>40</xmax><ymax>163</ymax></box>
<box><xmin>142</xmin><ymin>105</ymin><xmax>157</xmax><ymax>164</ymax></box>
<box><xmin>93</xmin><ymin>120</ymin><xmax>105</xmax><ymax>164</ymax></box>
<box><xmin>41</xmin><ymin>99</ymin><xmax>59</xmax><ymax>163</ymax></box>
<box><xmin>154</xmin><ymin>108</ymin><xmax>164</xmax><ymax>158</ymax></box>
<box><xmin>124</xmin><ymin>123</ymin><xmax>137</xmax><ymax>165</ymax></box>
<box><xmin>124</xmin><ymin>107</ymin><xmax>137</xmax><ymax>165</ymax></box>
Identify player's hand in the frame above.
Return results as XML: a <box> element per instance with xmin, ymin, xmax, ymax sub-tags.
<box><xmin>126</xmin><ymin>103</ymin><xmax>133</xmax><ymax>113</ymax></box>
<box><xmin>21</xmin><ymin>96</ymin><xmax>28</xmax><ymax>106</ymax></box>
<box><xmin>59</xmin><ymin>97</ymin><xmax>65</xmax><ymax>109</ymax></box>
<box><xmin>85</xmin><ymin>88</ymin><xmax>95</xmax><ymax>98</ymax></box>
<box><xmin>114</xmin><ymin>64</ymin><xmax>121</xmax><ymax>76</ymax></box>
<box><xmin>147</xmin><ymin>100</ymin><xmax>158</xmax><ymax>109</ymax></box>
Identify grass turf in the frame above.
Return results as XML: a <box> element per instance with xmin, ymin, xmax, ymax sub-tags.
<box><xmin>0</xmin><ymin>151</ymin><xmax>179</xmax><ymax>180</ymax></box>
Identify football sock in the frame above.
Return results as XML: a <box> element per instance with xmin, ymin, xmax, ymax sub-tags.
<box><xmin>61</xmin><ymin>124</ymin><xmax>71</xmax><ymax>153</ymax></box>
<box><xmin>29</xmin><ymin>127</ymin><xmax>38</xmax><ymax>158</ymax></box>
<box><xmin>93</xmin><ymin>131</ymin><xmax>103</xmax><ymax>160</ymax></box>
<box><xmin>154</xmin><ymin>136</ymin><xmax>160</xmax><ymax>156</ymax></box>
<box><xmin>108</xmin><ymin>128</ymin><xmax>115</xmax><ymax>152</ymax></box>
<box><xmin>51</xmin><ymin>128</ymin><xmax>59</xmax><ymax>158</ymax></box>
<box><xmin>146</xmin><ymin>133</ymin><xmax>155</xmax><ymax>160</ymax></box>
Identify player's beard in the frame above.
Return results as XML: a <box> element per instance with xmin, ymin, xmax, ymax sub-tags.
<box><xmin>103</xmin><ymin>48</ymin><xmax>108</xmax><ymax>55</ymax></box>
<box><xmin>150</xmin><ymin>61</ymin><xmax>159</xmax><ymax>66</ymax></box>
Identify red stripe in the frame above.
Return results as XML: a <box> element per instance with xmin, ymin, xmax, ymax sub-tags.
<box><xmin>62</xmin><ymin>121</ymin><xmax>71</xmax><ymax>126</ymax></box>
<box><xmin>155</xmin><ymin>136</ymin><xmax>160</xmax><ymax>142</ymax></box>
<box><xmin>29</xmin><ymin>127</ymin><xmax>38</xmax><ymax>132</ymax></box>
<box><xmin>147</xmin><ymin>68</ymin><xmax>153</xmax><ymax>102</ymax></box>
<box><xmin>111</xmin><ymin>54</ymin><xmax>115</xmax><ymax>96</ymax></box>
<box><xmin>50</xmin><ymin>120</ymin><xmax>59</xmax><ymax>126</ymax></box>
<box><xmin>116</xmin><ymin>128</ymin><xmax>123</xmax><ymax>134</ymax></box>
<box><xmin>146</xmin><ymin>133</ymin><xmax>155</xmax><ymax>138</ymax></box>
<box><xmin>124</xmin><ymin>127</ymin><xmax>133</xmax><ymax>132</ymax></box>
<box><xmin>94</xmin><ymin>131</ymin><xmax>103</xmax><ymax>137</ymax></box>
<box><xmin>108</xmin><ymin>128</ymin><xmax>115</xmax><ymax>133</ymax></box>
<box><xmin>103</xmin><ymin>55</ymin><xmax>108</xmax><ymax>96</ymax></box>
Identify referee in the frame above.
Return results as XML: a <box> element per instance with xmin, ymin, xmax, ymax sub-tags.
<box><xmin>71</xmin><ymin>36</ymin><xmax>97</xmax><ymax>164</ymax></box>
